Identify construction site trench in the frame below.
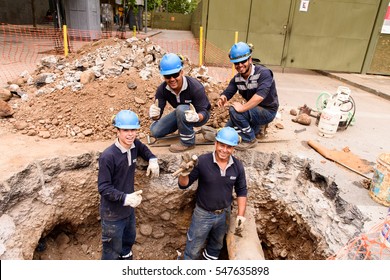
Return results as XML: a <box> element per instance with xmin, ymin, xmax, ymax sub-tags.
<box><xmin>0</xmin><ymin>149</ymin><xmax>364</xmax><ymax>260</ymax></box>
<box><xmin>0</xmin><ymin>36</ymin><xmax>372</xmax><ymax>260</ymax></box>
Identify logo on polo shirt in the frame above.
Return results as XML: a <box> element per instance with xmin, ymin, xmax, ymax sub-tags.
<box><xmin>230</xmin><ymin>176</ymin><xmax>236</xmax><ymax>180</ymax></box>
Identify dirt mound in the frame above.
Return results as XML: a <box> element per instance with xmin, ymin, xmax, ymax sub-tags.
<box><xmin>0</xmin><ymin>37</ymin><xmax>242</xmax><ymax>143</ymax></box>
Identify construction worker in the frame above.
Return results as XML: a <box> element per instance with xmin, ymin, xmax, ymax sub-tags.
<box><xmin>149</xmin><ymin>53</ymin><xmax>211</xmax><ymax>153</ymax></box>
<box><xmin>98</xmin><ymin>110</ymin><xmax>159</xmax><ymax>260</ymax></box>
<box><xmin>177</xmin><ymin>127</ymin><xmax>247</xmax><ymax>260</ymax></box>
<box><xmin>217</xmin><ymin>42</ymin><xmax>279</xmax><ymax>150</ymax></box>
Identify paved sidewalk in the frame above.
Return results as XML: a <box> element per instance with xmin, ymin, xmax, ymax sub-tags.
<box><xmin>317</xmin><ymin>71</ymin><xmax>390</xmax><ymax>102</ymax></box>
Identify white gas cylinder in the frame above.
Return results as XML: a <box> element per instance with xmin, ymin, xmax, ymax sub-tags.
<box><xmin>336</xmin><ymin>86</ymin><xmax>352</xmax><ymax>126</ymax></box>
<box><xmin>318</xmin><ymin>103</ymin><xmax>341</xmax><ymax>138</ymax></box>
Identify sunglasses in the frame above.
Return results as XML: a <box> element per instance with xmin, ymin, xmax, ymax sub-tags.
<box><xmin>234</xmin><ymin>58</ymin><xmax>248</xmax><ymax>66</ymax></box>
<box><xmin>163</xmin><ymin>71</ymin><xmax>181</xmax><ymax>79</ymax></box>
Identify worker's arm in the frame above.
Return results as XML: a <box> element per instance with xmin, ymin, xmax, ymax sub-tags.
<box><xmin>231</xmin><ymin>94</ymin><xmax>263</xmax><ymax>113</ymax></box>
<box><xmin>178</xmin><ymin>174</ymin><xmax>189</xmax><ymax>187</ymax></box>
<box><xmin>236</xmin><ymin>196</ymin><xmax>247</xmax><ymax>217</ymax></box>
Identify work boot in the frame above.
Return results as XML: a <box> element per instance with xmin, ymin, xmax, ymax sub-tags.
<box><xmin>256</xmin><ymin>124</ymin><xmax>268</xmax><ymax>140</ymax></box>
<box><xmin>235</xmin><ymin>138</ymin><xmax>257</xmax><ymax>151</ymax></box>
<box><xmin>169</xmin><ymin>143</ymin><xmax>195</xmax><ymax>153</ymax></box>
<box><xmin>201</xmin><ymin>125</ymin><xmax>217</xmax><ymax>142</ymax></box>
<box><xmin>120</xmin><ymin>251</ymin><xmax>133</xmax><ymax>260</ymax></box>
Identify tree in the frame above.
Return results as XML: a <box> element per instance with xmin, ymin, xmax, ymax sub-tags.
<box><xmin>147</xmin><ymin>0</ymin><xmax>199</xmax><ymax>14</ymax></box>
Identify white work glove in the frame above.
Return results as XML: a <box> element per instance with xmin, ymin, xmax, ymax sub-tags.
<box><xmin>123</xmin><ymin>190</ymin><xmax>143</xmax><ymax>207</ymax></box>
<box><xmin>185</xmin><ymin>103</ymin><xmax>200</xmax><ymax>123</ymax></box>
<box><xmin>146</xmin><ymin>158</ymin><xmax>159</xmax><ymax>178</ymax></box>
<box><xmin>235</xmin><ymin>216</ymin><xmax>246</xmax><ymax>236</ymax></box>
<box><xmin>149</xmin><ymin>100</ymin><xmax>161</xmax><ymax>119</ymax></box>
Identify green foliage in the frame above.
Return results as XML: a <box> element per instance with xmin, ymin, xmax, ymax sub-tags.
<box><xmin>148</xmin><ymin>0</ymin><xmax>200</xmax><ymax>14</ymax></box>
<box><xmin>120</xmin><ymin>0</ymin><xmax>200</xmax><ymax>14</ymax></box>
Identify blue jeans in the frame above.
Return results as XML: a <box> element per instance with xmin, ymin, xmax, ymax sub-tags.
<box><xmin>150</xmin><ymin>104</ymin><xmax>210</xmax><ymax>146</ymax></box>
<box><xmin>184</xmin><ymin>205</ymin><xmax>230</xmax><ymax>260</ymax></box>
<box><xmin>101</xmin><ymin>211</ymin><xmax>136</xmax><ymax>260</ymax></box>
<box><xmin>226</xmin><ymin>106</ymin><xmax>276</xmax><ymax>142</ymax></box>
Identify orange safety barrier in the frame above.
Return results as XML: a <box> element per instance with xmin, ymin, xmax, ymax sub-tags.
<box><xmin>0</xmin><ymin>23</ymin><xmax>233</xmax><ymax>87</ymax></box>
<box><xmin>328</xmin><ymin>212</ymin><xmax>390</xmax><ymax>260</ymax></box>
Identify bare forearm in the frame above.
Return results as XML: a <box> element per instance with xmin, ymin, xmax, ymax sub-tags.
<box><xmin>237</xmin><ymin>196</ymin><xmax>247</xmax><ymax>217</ymax></box>
<box><xmin>242</xmin><ymin>95</ymin><xmax>263</xmax><ymax>111</ymax></box>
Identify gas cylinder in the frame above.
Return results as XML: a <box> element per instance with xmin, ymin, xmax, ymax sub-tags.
<box><xmin>335</xmin><ymin>86</ymin><xmax>352</xmax><ymax>130</ymax></box>
<box><xmin>318</xmin><ymin>101</ymin><xmax>341</xmax><ymax>138</ymax></box>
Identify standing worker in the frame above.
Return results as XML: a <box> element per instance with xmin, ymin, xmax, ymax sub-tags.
<box><xmin>98</xmin><ymin>110</ymin><xmax>159</xmax><ymax>260</ymax></box>
<box><xmin>177</xmin><ymin>127</ymin><xmax>247</xmax><ymax>260</ymax></box>
<box><xmin>217</xmin><ymin>42</ymin><xmax>279</xmax><ymax>150</ymax></box>
<box><xmin>149</xmin><ymin>53</ymin><xmax>211</xmax><ymax>153</ymax></box>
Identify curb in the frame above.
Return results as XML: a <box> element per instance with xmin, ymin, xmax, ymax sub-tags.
<box><xmin>315</xmin><ymin>70</ymin><xmax>390</xmax><ymax>102</ymax></box>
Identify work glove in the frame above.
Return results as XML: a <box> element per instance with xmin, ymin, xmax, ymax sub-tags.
<box><xmin>235</xmin><ymin>216</ymin><xmax>246</xmax><ymax>237</ymax></box>
<box><xmin>177</xmin><ymin>152</ymin><xmax>198</xmax><ymax>177</ymax></box>
<box><xmin>149</xmin><ymin>99</ymin><xmax>161</xmax><ymax>119</ymax></box>
<box><xmin>184</xmin><ymin>103</ymin><xmax>200</xmax><ymax>123</ymax></box>
<box><xmin>123</xmin><ymin>190</ymin><xmax>143</xmax><ymax>207</ymax></box>
<box><xmin>146</xmin><ymin>158</ymin><xmax>159</xmax><ymax>178</ymax></box>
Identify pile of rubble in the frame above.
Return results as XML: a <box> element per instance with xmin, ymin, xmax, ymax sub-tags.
<box><xmin>0</xmin><ymin>36</ymin><xmax>241</xmax><ymax>142</ymax></box>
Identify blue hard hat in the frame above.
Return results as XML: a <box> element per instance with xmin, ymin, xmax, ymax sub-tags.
<box><xmin>113</xmin><ymin>110</ymin><xmax>140</xmax><ymax>129</ymax></box>
<box><xmin>159</xmin><ymin>53</ymin><xmax>183</xmax><ymax>75</ymax></box>
<box><xmin>229</xmin><ymin>42</ymin><xmax>252</xmax><ymax>63</ymax></box>
<box><xmin>215</xmin><ymin>127</ymin><xmax>240</xmax><ymax>146</ymax></box>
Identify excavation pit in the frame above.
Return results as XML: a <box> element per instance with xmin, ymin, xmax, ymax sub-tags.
<box><xmin>0</xmin><ymin>150</ymin><xmax>364</xmax><ymax>260</ymax></box>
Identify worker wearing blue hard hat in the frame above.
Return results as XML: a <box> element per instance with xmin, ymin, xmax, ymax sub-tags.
<box><xmin>217</xmin><ymin>42</ymin><xmax>279</xmax><ymax>150</ymax></box>
<box><xmin>176</xmin><ymin>127</ymin><xmax>247</xmax><ymax>260</ymax></box>
<box><xmin>149</xmin><ymin>53</ymin><xmax>211</xmax><ymax>153</ymax></box>
<box><xmin>98</xmin><ymin>110</ymin><xmax>159</xmax><ymax>260</ymax></box>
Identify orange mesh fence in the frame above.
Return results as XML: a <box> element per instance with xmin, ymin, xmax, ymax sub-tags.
<box><xmin>329</xmin><ymin>209</ymin><xmax>390</xmax><ymax>260</ymax></box>
<box><xmin>149</xmin><ymin>38</ymin><xmax>232</xmax><ymax>83</ymax></box>
<box><xmin>149</xmin><ymin>38</ymin><xmax>200</xmax><ymax>65</ymax></box>
<box><xmin>1</xmin><ymin>24</ymin><xmax>232</xmax><ymax>86</ymax></box>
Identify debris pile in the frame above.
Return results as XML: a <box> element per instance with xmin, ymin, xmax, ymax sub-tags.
<box><xmin>0</xmin><ymin>37</ymin><xmax>242</xmax><ymax>142</ymax></box>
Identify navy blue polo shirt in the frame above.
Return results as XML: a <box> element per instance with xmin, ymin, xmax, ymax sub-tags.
<box><xmin>179</xmin><ymin>153</ymin><xmax>247</xmax><ymax>211</ymax></box>
<box><xmin>155</xmin><ymin>76</ymin><xmax>211</xmax><ymax>119</ymax></box>
<box><xmin>98</xmin><ymin>138</ymin><xmax>156</xmax><ymax>221</ymax></box>
<box><xmin>222</xmin><ymin>64</ymin><xmax>279</xmax><ymax>112</ymax></box>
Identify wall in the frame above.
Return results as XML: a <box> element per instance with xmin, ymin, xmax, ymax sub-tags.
<box><xmin>0</xmin><ymin>0</ymin><xmax>49</xmax><ymax>25</ymax></box>
<box><xmin>151</xmin><ymin>12</ymin><xmax>191</xmax><ymax>30</ymax></box>
<box><xmin>196</xmin><ymin>0</ymin><xmax>390</xmax><ymax>74</ymax></box>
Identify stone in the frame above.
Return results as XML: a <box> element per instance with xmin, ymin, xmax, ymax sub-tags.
<box><xmin>0</xmin><ymin>88</ymin><xmax>12</xmax><ymax>101</ymax></box>
<box><xmin>80</xmin><ymin>70</ymin><xmax>95</xmax><ymax>85</ymax></box>
<box><xmin>292</xmin><ymin>113</ymin><xmax>311</xmax><ymax>126</ymax></box>
<box><xmin>0</xmin><ymin>100</ymin><xmax>14</xmax><ymax>117</ymax></box>
<box><xmin>14</xmin><ymin>121</ymin><xmax>28</xmax><ymax>130</ymax></box>
<box><xmin>140</xmin><ymin>224</ymin><xmax>153</xmax><ymax>236</ymax></box>
<box><xmin>134</xmin><ymin>96</ymin><xmax>145</xmax><ymax>104</ymax></box>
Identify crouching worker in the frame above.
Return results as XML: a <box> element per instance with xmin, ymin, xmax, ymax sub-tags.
<box><xmin>149</xmin><ymin>53</ymin><xmax>211</xmax><ymax>153</ymax></box>
<box><xmin>98</xmin><ymin>110</ymin><xmax>159</xmax><ymax>260</ymax></box>
<box><xmin>218</xmin><ymin>42</ymin><xmax>279</xmax><ymax>150</ymax></box>
<box><xmin>177</xmin><ymin>127</ymin><xmax>247</xmax><ymax>260</ymax></box>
